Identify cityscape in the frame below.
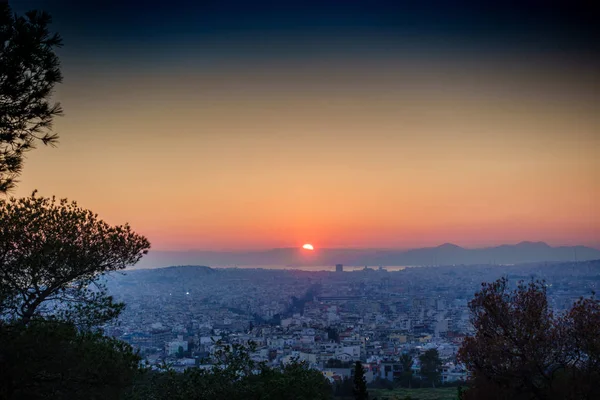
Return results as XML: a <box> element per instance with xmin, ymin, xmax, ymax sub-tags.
<box><xmin>1</xmin><ymin>1</ymin><xmax>599</xmax><ymax>399</ymax></box>
<box><xmin>104</xmin><ymin>257</ymin><xmax>600</xmax><ymax>385</ymax></box>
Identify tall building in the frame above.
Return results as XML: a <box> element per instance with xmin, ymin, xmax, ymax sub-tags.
<box><xmin>335</xmin><ymin>264</ymin><xmax>343</xmax><ymax>273</ymax></box>
<box><xmin>150</xmin><ymin>328</ymin><xmax>172</xmax><ymax>350</ymax></box>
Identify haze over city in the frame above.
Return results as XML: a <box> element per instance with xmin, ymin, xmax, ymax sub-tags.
<box><xmin>11</xmin><ymin>1</ymin><xmax>600</xmax><ymax>252</ymax></box>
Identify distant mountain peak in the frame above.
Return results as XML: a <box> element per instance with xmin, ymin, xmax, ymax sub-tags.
<box><xmin>437</xmin><ymin>243</ymin><xmax>463</xmax><ymax>249</ymax></box>
<box><xmin>136</xmin><ymin>242</ymin><xmax>600</xmax><ymax>269</ymax></box>
<box><xmin>515</xmin><ymin>241</ymin><xmax>550</xmax><ymax>248</ymax></box>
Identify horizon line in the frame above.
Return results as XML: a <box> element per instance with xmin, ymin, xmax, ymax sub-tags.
<box><xmin>148</xmin><ymin>240</ymin><xmax>600</xmax><ymax>253</ymax></box>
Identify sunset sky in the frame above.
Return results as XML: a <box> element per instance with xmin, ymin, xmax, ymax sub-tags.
<box><xmin>11</xmin><ymin>1</ymin><xmax>600</xmax><ymax>250</ymax></box>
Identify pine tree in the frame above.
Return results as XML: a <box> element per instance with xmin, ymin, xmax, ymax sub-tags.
<box><xmin>353</xmin><ymin>361</ymin><xmax>369</xmax><ymax>400</ymax></box>
<box><xmin>0</xmin><ymin>3</ymin><xmax>63</xmax><ymax>193</ymax></box>
<box><xmin>0</xmin><ymin>193</ymin><xmax>150</xmax><ymax>327</ymax></box>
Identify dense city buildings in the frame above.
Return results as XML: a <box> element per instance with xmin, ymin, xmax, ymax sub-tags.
<box><xmin>105</xmin><ymin>260</ymin><xmax>600</xmax><ymax>380</ymax></box>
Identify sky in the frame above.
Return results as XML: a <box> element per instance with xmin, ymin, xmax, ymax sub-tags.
<box><xmin>10</xmin><ymin>1</ymin><xmax>600</xmax><ymax>251</ymax></box>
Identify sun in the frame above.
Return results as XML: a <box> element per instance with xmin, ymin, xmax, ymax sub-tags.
<box><xmin>302</xmin><ymin>244</ymin><xmax>314</xmax><ymax>251</ymax></box>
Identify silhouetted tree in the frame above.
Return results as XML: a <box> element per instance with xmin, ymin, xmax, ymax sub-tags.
<box><xmin>397</xmin><ymin>353</ymin><xmax>414</xmax><ymax>388</ymax></box>
<box><xmin>558</xmin><ymin>294</ymin><xmax>600</xmax><ymax>397</ymax></box>
<box><xmin>0</xmin><ymin>4</ymin><xmax>63</xmax><ymax>193</ymax></box>
<box><xmin>126</xmin><ymin>340</ymin><xmax>332</xmax><ymax>400</ymax></box>
<box><xmin>353</xmin><ymin>361</ymin><xmax>369</xmax><ymax>400</ymax></box>
<box><xmin>335</xmin><ymin>377</ymin><xmax>354</xmax><ymax>397</ymax></box>
<box><xmin>0</xmin><ymin>320</ymin><xmax>141</xmax><ymax>400</ymax></box>
<box><xmin>458</xmin><ymin>277</ymin><xmax>600</xmax><ymax>399</ymax></box>
<box><xmin>0</xmin><ymin>193</ymin><xmax>150</xmax><ymax>327</ymax></box>
<box><xmin>457</xmin><ymin>385</ymin><xmax>465</xmax><ymax>400</ymax></box>
<box><xmin>0</xmin><ymin>4</ymin><xmax>151</xmax><ymax>399</ymax></box>
<box><xmin>419</xmin><ymin>349</ymin><xmax>442</xmax><ymax>387</ymax></box>
<box><xmin>327</xmin><ymin>327</ymin><xmax>340</xmax><ymax>343</ymax></box>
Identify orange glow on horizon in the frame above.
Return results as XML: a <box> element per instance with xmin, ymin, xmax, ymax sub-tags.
<box><xmin>11</xmin><ymin>55</ymin><xmax>600</xmax><ymax>251</ymax></box>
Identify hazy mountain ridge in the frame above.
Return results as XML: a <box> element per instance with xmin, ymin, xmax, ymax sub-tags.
<box><xmin>134</xmin><ymin>242</ymin><xmax>600</xmax><ymax>269</ymax></box>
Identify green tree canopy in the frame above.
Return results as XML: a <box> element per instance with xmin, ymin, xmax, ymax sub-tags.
<box><xmin>0</xmin><ymin>193</ymin><xmax>150</xmax><ymax>327</ymax></box>
<box><xmin>126</xmin><ymin>340</ymin><xmax>332</xmax><ymax>400</ymax></box>
<box><xmin>0</xmin><ymin>320</ymin><xmax>141</xmax><ymax>400</ymax></box>
<box><xmin>0</xmin><ymin>3</ymin><xmax>63</xmax><ymax>193</ymax></box>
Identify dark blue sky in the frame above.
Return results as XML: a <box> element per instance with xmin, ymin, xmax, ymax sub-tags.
<box><xmin>13</xmin><ymin>0</ymin><xmax>600</xmax><ymax>58</ymax></box>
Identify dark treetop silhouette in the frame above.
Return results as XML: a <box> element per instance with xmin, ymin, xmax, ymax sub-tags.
<box><xmin>0</xmin><ymin>193</ymin><xmax>150</xmax><ymax>327</ymax></box>
<box><xmin>458</xmin><ymin>278</ymin><xmax>600</xmax><ymax>400</ymax></box>
<box><xmin>0</xmin><ymin>3</ymin><xmax>62</xmax><ymax>193</ymax></box>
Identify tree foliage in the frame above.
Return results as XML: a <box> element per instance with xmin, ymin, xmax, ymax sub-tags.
<box><xmin>458</xmin><ymin>277</ymin><xmax>600</xmax><ymax>400</ymax></box>
<box><xmin>0</xmin><ymin>3</ymin><xmax>63</xmax><ymax>193</ymax></box>
<box><xmin>126</xmin><ymin>340</ymin><xmax>332</xmax><ymax>400</ymax></box>
<box><xmin>0</xmin><ymin>192</ymin><xmax>150</xmax><ymax>327</ymax></box>
<box><xmin>0</xmin><ymin>320</ymin><xmax>142</xmax><ymax>400</ymax></box>
<box><xmin>353</xmin><ymin>361</ymin><xmax>369</xmax><ymax>400</ymax></box>
<box><xmin>327</xmin><ymin>326</ymin><xmax>340</xmax><ymax>343</ymax></box>
<box><xmin>397</xmin><ymin>353</ymin><xmax>414</xmax><ymax>388</ymax></box>
<box><xmin>419</xmin><ymin>349</ymin><xmax>442</xmax><ymax>388</ymax></box>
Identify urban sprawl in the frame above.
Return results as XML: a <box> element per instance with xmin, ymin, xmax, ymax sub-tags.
<box><xmin>104</xmin><ymin>260</ymin><xmax>599</xmax><ymax>385</ymax></box>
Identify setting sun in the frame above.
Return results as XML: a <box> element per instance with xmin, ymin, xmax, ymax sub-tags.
<box><xmin>302</xmin><ymin>244</ymin><xmax>314</xmax><ymax>251</ymax></box>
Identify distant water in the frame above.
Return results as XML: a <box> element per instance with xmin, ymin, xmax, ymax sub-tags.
<box><xmin>211</xmin><ymin>265</ymin><xmax>410</xmax><ymax>272</ymax></box>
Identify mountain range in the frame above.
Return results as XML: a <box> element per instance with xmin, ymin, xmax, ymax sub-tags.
<box><xmin>134</xmin><ymin>242</ymin><xmax>600</xmax><ymax>269</ymax></box>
